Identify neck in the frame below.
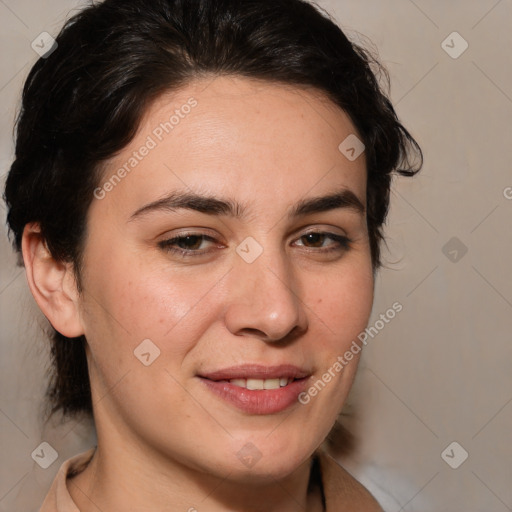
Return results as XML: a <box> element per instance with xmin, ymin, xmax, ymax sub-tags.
<box><xmin>68</xmin><ymin>435</ymin><xmax>323</xmax><ymax>512</ymax></box>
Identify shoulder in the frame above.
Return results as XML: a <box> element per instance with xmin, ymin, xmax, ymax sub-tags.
<box><xmin>39</xmin><ymin>448</ymin><xmax>95</xmax><ymax>512</ymax></box>
<box><xmin>316</xmin><ymin>448</ymin><xmax>384</xmax><ymax>512</ymax></box>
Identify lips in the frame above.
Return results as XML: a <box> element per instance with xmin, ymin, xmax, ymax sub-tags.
<box><xmin>199</xmin><ymin>364</ymin><xmax>310</xmax><ymax>381</ymax></box>
<box><xmin>198</xmin><ymin>364</ymin><xmax>311</xmax><ymax>415</ymax></box>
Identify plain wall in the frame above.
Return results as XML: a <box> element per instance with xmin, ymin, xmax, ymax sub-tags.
<box><xmin>1</xmin><ymin>1</ymin><xmax>511</xmax><ymax>510</ymax></box>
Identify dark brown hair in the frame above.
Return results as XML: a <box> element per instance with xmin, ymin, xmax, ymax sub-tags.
<box><xmin>3</xmin><ymin>0</ymin><xmax>422</xmax><ymax>418</ymax></box>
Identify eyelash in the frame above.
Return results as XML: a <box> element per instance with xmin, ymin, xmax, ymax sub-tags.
<box><xmin>158</xmin><ymin>231</ymin><xmax>352</xmax><ymax>257</ymax></box>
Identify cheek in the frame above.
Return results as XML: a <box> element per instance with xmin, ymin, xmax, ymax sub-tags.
<box><xmin>309</xmin><ymin>261</ymin><xmax>374</xmax><ymax>350</ymax></box>
<box><xmin>295</xmin><ymin>263</ymin><xmax>373</xmax><ymax>436</ymax></box>
<box><xmin>80</xmin><ymin>250</ymin><xmax>228</xmax><ymax>363</ymax></box>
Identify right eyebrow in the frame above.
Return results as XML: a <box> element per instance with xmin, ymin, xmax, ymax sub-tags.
<box><xmin>129</xmin><ymin>191</ymin><xmax>247</xmax><ymax>221</ymax></box>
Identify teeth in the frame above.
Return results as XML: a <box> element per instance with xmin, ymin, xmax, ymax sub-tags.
<box><xmin>246</xmin><ymin>378</ymin><xmax>264</xmax><ymax>390</ymax></box>
<box><xmin>263</xmin><ymin>378</ymin><xmax>280</xmax><ymax>390</ymax></box>
<box><xmin>229</xmin><ymin>378</ymin><xmax>293</xmax><ymax>389</ymax></box>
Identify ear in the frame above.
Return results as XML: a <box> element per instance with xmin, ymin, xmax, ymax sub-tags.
<box><xmin>22</xmin><ymin>222</ymin><xmax>84</xmax><ymax>338</ymax></box>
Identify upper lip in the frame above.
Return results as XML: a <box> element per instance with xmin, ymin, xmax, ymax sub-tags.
<box><xmin>199</xmin><ymin>364</ymin><xmax>310</xmax><ymax>381</ymax></box>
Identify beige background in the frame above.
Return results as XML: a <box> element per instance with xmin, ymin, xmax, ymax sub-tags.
<box><xmin>1</xmin><ymin>1</ymin><xmax>511</xmax><ymax>510</ymax></box>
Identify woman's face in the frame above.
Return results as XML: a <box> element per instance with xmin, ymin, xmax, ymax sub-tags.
<box><xmin>78</xmin><ymin>75</ymin><xmax>373</xmax><ymax>480</ymax></box>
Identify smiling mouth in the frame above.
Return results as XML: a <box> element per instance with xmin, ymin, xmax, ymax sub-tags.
<box><xmin>197</xmin><ymin>364</ymin><xmax>311</xmax><ymax>414</ymax></box>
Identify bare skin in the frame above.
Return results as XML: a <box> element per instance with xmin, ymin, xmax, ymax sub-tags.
<box><xmin>23</xmin><ymin>75</ymin><xmax>373</xmax><ymax>511</ymax></box>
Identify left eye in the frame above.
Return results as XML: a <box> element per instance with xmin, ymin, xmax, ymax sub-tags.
<box><xmin>294</xmin><ymin>232</ymin><xmax>351</xmax><ymax>251</ymax></box>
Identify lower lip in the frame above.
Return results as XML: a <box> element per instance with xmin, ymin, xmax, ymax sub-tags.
<box><xmin>199</xmin><ymin>377</ymin><xmax>309</xmax><ymax>415</ymax></box>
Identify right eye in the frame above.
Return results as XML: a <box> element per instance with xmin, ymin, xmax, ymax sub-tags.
<box><xmin>158</xmin><ymin>233</ymin><xmax>221</xmax><ymax>257</ymax></box>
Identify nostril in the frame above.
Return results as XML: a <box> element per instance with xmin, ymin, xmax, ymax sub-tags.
<box><xmin>238</xmin><ymin>327</ymin><xmax>266</xmax><ymax>338</ymax></box>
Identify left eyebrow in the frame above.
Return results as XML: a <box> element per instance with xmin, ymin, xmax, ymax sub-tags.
<box><xmin>128</xmin><ymin>187</ymin><xmax>365</xmax><ymax>222</ymax></box>
<box><xmin>289</xmin><ymin>189</ymin><xmax>365</xmax><ymax>218</ymax></box>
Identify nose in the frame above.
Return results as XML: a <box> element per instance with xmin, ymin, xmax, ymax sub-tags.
<box><xmin>223</xmin><ymin>249</ymin><xmax>308</xmax><ymax>343</ymax></box>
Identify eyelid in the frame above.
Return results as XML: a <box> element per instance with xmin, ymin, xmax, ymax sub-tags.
<box><xmin>157</xmin><ymin>227</ymin><xmax>223</xmax><ymax>243</ymax></box>
<box><xmin>294</xmin><ymin>224</ymin><xmax>348</xmax><ymax>237</ymax></box>
<box><xmin>158</xmin><ymin>225</ymin><xmax>348</xmax><ymax>244</ymax></box>
<box><xmin>158</xmin><ymin>232</ymin><xmax>222</xmax><ymax>250</ymax></box>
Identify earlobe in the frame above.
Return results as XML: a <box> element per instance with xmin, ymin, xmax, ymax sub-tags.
<box><xmin>21</xmin><ymin>223</ymin><xmax>84</xmax><ymax>338</ymax></box>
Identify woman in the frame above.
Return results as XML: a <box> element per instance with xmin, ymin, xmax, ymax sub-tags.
<box><xmin>4</xmin><ymin>0</ymin><xmax>422</xmax><ymax>510</ymax></box>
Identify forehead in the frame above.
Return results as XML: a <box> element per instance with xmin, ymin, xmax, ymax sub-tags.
<box><xmin>93</xmin><ymin>75</ymin><xmax>367</xmax><ymax>218</ymax></box>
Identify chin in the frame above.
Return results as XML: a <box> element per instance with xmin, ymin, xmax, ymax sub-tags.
<box><xmin>217</xmin><ymin>433</ymin><xmax>320</xmax><ymax>481</ymax></box>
